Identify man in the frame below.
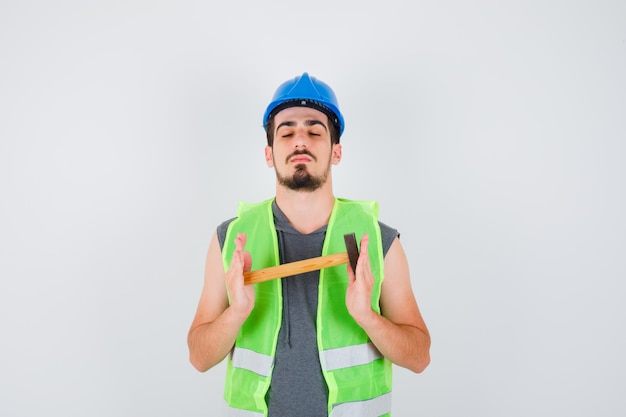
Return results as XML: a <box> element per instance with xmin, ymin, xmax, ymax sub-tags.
<box><xmin>188</xmin><ymin>72</ymin><xmax>430</xmax><ymax>417</ymax></box>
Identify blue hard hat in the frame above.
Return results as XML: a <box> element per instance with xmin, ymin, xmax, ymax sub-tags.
<box><xmin>263</xmin><ymin>72</ymin><xmax>345</xmax><ymax>136</ymax></box>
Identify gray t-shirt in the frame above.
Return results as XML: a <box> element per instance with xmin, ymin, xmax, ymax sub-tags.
<box><xmin>217</xmin><ymin>201</ymin><xmax>399</xmax><ymax>417</ymax></box>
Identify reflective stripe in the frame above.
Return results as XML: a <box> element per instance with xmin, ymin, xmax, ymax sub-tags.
<box><xmin>231</xmin><ymin>347</ymin><xmax>273</xmax><ymax>377</ymax></box>
<box><xmin>321</xmin><ymin>342</ymin><xmax>383</xmax><ymax>371</ymax></box>
<box><xmin>225</xmin><ymin>404</ymin><xmax>264</xmax><ymax>417</ymax></box>
<box><xmin>331</xmin><ymin>392</ymin><xmax>392</xmax><ymax>417</ymax></box>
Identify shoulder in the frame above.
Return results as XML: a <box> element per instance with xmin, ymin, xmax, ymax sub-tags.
<box><xmin>216</xmin><ymin>217</ymin><xmax>237</xmax><ymax>249</ymax></box>
<box><xmin>378</xmin><ymin>220</ymin><xmax>399</xmax><ymax>256</ymax></box>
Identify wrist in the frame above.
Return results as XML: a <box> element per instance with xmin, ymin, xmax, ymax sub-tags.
<box><xmin>353</xmin><ymin>308</ymin><xmax>381</xmax><ymax>330</ymax></box>
<box><xmin>226</xmin><ymin>302</ymin><xmax>253</xmax><ymax>324</ymax></box>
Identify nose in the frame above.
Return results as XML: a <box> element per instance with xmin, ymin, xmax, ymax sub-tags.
<box><xmin>293</xmin><ymin>127</ymin><xmax>308</xmax><ymax>149</ymax></box>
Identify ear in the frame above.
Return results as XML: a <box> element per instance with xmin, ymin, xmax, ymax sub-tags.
<box><xmin>331</xmin><ymin>143</ymin><xmax>342</xmax><ymax>165</ymax></box>
<box><xmin>265</xmin><ymin>146</ymin><xmax>274</xmax><ymax>167</ymax></box>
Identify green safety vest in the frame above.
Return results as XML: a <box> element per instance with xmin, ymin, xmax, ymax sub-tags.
<box><xmin>222</xmin><ymin>198</ymin><xmax>392</xmax><ymax>417</ymax></box>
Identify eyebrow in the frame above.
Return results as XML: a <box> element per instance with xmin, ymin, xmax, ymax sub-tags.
<box><xmin>276</xmin><ymin>119</ymin><xmax>329</xmax><ymax>131</ymax></box>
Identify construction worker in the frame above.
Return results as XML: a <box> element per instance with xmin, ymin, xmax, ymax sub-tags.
<box><xmin>188</xmin><ymin>72</ymin><xmax>430</xmax><ymax>417</ymax></box>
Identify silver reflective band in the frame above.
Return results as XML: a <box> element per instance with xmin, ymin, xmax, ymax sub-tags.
<box><xmin>231</xmin><ymin>347</ymin><xmax>273</xmax><ymax>377</ymax></box>
<box><xmin>331</xmin><ymin>392</ymin><xmax>392</xmax><ymax>417</ymax></box>
<box><xmin>226</xmin><ymin>404</ymin><xmax>264</xmax><ymax>417</ymax></box>
<box><xmin>321</xmin><ymin>342</ymin><xmax>383</xmax><ymax>371</ymax></box>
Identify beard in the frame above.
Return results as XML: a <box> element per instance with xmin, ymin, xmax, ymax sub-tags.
<box><xmin>276</xmin><ymin>150</ymin><xmax>331</xmax><ymax>192</ymax></box>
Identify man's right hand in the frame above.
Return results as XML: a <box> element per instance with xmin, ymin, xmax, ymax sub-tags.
<box><xmin>225</xmin><ymin>233</ymin><xmax>255</xmax><ymax>318</ymax></box>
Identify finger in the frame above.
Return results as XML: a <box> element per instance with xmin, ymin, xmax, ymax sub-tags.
<box><xmin>235</xmin><ymin>232</ymin><xmax>246</xmax><ymax>254</ymax></box>
<box><xmin>228</xmin><ymin>233</ymin><xmax>247</xmax><ymax>276</ymax></box>
<box><xmin>346</xmin><ymin>263</ymin><xmax>356</xmax><ymax>284</ymax></box>
<box><xmin>243</xmin><ymin>251</ymin><xmax>252</xmax><ymax>273</ymax></box>
<box><xmin>235</xmin><ymin>233</ymin><xmax>253</xmax><ymax>276</ymax></box>
<box><xmin>356</xmin><ymin>234</ymin><xmax>369</xmax><ymax>274</ymax></box>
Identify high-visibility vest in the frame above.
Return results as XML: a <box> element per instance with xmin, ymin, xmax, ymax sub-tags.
<box><xmin>222</xmin><ymin>198</ymin><xmax>392</xmax><ymax>417</ymax></box>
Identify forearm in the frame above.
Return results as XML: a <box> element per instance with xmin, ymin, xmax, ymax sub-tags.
<box><xmin>358</xmin><ymin>312</ymin><xmax>431</xmax><ymax>373</ymax></box>
<box><xmin>187</xmin><ymin>306</ymin><xmax>248</xmax><ymax>372</ymax></box>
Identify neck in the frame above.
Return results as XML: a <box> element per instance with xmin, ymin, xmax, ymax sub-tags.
<box><xmin>274</xmin><ymin>180</ymin><xmax>335</xmax><ymax>234</ymax></box>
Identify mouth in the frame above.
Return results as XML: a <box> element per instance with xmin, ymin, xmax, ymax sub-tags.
<box><xmin>287</xmin><ymin>151</ymin><xmax>315</xmax><ymax>164</ymax></box>
<box><xmin>290</xmin><ymin>155</ymin><xmax>312</xmax><ymax>163</ymax></box>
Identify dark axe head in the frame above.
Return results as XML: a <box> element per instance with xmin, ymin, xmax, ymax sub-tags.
<box><xmin>343</xmin><ymin>233</ymin><xmax>360</xmax><ymax>274</ymax></box>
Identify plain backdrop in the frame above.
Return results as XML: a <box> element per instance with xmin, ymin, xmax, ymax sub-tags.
<box><xmin>1</xmin><ymin>1</ymin><xmax>625</xmax><ymax>416</ymax></box>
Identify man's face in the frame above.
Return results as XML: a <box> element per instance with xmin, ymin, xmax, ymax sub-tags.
<box><xmin>265</xmin><ymin>106</ymin><xmax>342</xmax><ymax>192</ymax></box>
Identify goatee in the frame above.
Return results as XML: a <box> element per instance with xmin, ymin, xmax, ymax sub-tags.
<box><xmin>277</xmin><ymin>164</ymin><xmax>326</xmax><ymax>192</ymax></box>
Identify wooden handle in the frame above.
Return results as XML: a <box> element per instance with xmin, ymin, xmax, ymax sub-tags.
<box><xmin>243</xmin><ymin>252</ymin><xmax>349</xmax><ymax>285</ymax></box>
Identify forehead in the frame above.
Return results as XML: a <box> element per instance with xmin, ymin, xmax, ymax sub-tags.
<box><xmin>273</xmin><ymin>106</ymin><xmax>328</xmax><ymax>126</ymax></box>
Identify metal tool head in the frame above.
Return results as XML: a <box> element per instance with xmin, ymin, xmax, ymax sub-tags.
<box><xmin>343</xmin><ymin>233</ymin><xmax>359</xmax><ymax>274</ymax></box>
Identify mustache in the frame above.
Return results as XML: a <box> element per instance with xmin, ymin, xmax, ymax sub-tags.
<box><xmin>286</xmin><ymin>149</ymin><xmax>316</xmax><ymax>164</ymax></box>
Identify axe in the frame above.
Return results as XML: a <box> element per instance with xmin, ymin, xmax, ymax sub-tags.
<box><xmin>243</xmin><ymin>233</ymin><xmax>360</xmax><ymax>285</ymax></box>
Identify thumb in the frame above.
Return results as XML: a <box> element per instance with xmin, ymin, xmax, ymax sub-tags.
<box><xmin>346</xmin><ymin>263</ymin><xmax>356</xmax><ymax>284</ymax></box>
<box><xmin>243</xmin><ymin>251</ymin><xmax>252</xmax><ymax>272</ymax></box>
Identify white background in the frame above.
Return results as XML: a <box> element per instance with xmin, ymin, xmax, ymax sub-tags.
<box><xmin>1</xmin><ymin>1</ymin><xmax>625</xmax><ymax>416</ymax></box>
